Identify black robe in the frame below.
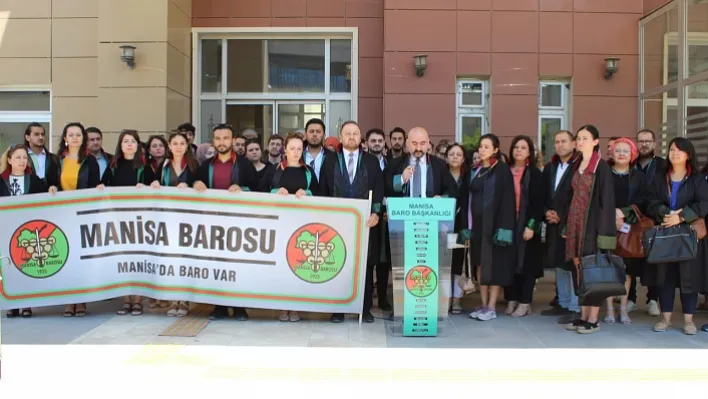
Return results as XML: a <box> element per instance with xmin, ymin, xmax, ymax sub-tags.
<box><xmin>100</xmin><ymin>158</ymin><xmax>155</xmax><ymax>187</ymax></box>
<box><xmin>634</xmin><ymin>155</ymin><xmax>667</xmax><ymax>185</ymax></box>
<box><xmin>259</xmin><ymin>162</ymin><xmax>319</xmax><ymax>195</ymax></box>
<box><xmin>150</xmin><ymin>159</ymin><xmax>199</xmax><ymax>187</ymax></box>
<box><xmin>513</xmin><ymin>165</ymin><xmax>545</xmax><ymax>279</ymax></box>
<box><xmin>458</xmin><ymin>160</ymin><xmax>516</xmax><ymax>286</ymax></box>
<box><xmin>542</xmin><ymin>154</ymin><xmax>577</xmax><ymax>270</ymax></box>
<box><xmin>195</xmin><ymin>153</ymin><xmax>258</xmax><ymax>191</ymax></box>
<box><xmin>320</xmin><ymin>151</ymin><xmax>384</xmax><ymax>264</ymax></box>
<box><xmin>56</xmin><ymin>154</ymin><xmax>101</xmax><ymax>190</ymax></box>
<box><xmin>644</xmin><ymin>172</ymin><xmax>708</xmax><ymax>293</ymax></box>
<box><xmin>27</xmin><ymin>148</ymin><xmax>60</xmax><ymax>189</ymax></box>
<box><xmin>384</xmin><ymin>154</ymin><xmax>457</xmax><ymax>198</ymax></box>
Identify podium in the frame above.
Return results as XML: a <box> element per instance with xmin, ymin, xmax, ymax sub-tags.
<box><xmin>386</xmin><ymin>197</ymin><xmax>456</xmax><ymax>337</ymax></box>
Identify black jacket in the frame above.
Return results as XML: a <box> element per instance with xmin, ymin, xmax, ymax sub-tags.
<box><xmin>514</xmin><ymin>165</ymin><xmax>545</xmax><ymax>278</ymax></box>
<box><xmin>56</xmin><ymin>154</ymin><xmax>101</xmax><ymax>190</ymax></box>
<box><xmin>384</xmin><ymin>154</ymin><xmax>457</xmax><ymax>198</ymax></box>
<box><xmin>27</xmin><ymin>148</ymin><xmax>60</xmax><ymax>189</ymax></box>
<box><xmin>635</xmin><ymin>156</ymin><xmax>666</xmax><ymax>185</ymax></box>
<box><xmin>320</xmin><ymin>150</ymin><xmax>384</xmax><ymax>214</ymax></box>
<box><xmin>542</xmin><ymin>154</ymin><xmax>578</xmax><ymax>269</ymax></box>
<box><xmin>195</xmin><ymin>152</ymin><xmax>258</xmax><ymax>191</ymax></box>
<box><xmin>645</xmin><ymin>171</ymin><xmax>708</xmax><ymax>293</ymax></box>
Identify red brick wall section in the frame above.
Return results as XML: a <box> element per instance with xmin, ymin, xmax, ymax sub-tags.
<box><xmin>194</xmin><ymin>0</ymin><xmax>653</xmax><ymax>149</ymax></box>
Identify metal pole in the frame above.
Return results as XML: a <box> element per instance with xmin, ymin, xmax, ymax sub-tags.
<box><xmin>677</xmin><ymin>0</ymin><xmax>687</xmax><ymax>137</ymax></box>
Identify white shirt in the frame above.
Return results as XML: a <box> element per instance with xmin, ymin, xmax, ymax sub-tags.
<box><xmin>409</xmin><ymin>155</ymin><xmax>428</xmax><ymax>198</ymax></box>
<box><xmin>342</xmin><ymin>148</ymin><xmax>359</xmax><ymax>179</ymax></box>
<box><xmin>554</xmin><ymin>161</ymin><xmax>570</xmax><ymax>190</ymax></box>
<box><xmin>29</xmin><ymin>149</ymin><xmax>46</xmax><ymax>179</ymax></box>
<box><xmin>9</xmin><ymin>175</ymin><xmax>25</xmax><ymax>196</ymax></box>
<box><xmin>304</xmin><ymin>147</ymin><xmax>325</xmax><ymax>181</ymax></box>
<box><xmin>377</xmin><ymin>155</ymin><xmax>385</xmax><ymax>171</ymax></box>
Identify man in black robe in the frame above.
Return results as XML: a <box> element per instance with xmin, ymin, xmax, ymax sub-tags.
<box><xmin>384</xmin><ymin>127</ymin><xmax>457</xmax><ymax>199</ymax></box>
<box><xmin>320</xmin><ymin>121</ymin><xmax>384</xmax><ymax>323</ymax></box>
<box><xmin>386</xmin><ymin>127</ymin><xmax>406</xmax><ymax>161</ymax></box>
<box><xmin>539</xmin><ymin>130</ymin><xmax>580</xmax><ymax>324</ymax></box>
<box><xmin>632</xmin><ymin>128</ymin><xmax>665</xmax><ymax>316</ymax></box>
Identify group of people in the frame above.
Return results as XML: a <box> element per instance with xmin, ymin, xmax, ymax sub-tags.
<box><xmin>2</xmin><ymin>119</ymin><xmax>708</xmax><ymax>336</ymax></box>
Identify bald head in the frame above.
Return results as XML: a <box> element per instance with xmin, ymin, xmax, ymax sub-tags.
<box><xmin>407</xmin><ymin>127</ymin><xmax>429</xmax><ymax>159</ymax></box>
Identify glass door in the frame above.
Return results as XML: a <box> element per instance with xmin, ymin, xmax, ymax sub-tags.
<box><xmin>276</xmin><ymin>102</ymin><xmax>325</xmax><ymax>135</ymax></box>
<box><xmin>538</xmin><ymin>116</ymin><xmax>564</xmax><ymax>163</ymax></box>
<box><xmin>225</xmin><ymin>101</ymin><xmax>274</xmax><ymax>146</ymax></box>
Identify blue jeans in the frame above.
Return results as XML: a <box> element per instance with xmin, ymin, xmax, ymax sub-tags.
<box><xmin>556</xmin><ymin>267</ymin><xmax>580</xmax><ymax>312</ymax></box>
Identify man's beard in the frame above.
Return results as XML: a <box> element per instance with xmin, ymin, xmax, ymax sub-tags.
<box><xmin>270</xmin><ymin>150</ymin><xmax>280</xmax><ymax>157</ymax></box>
<box><xmin>369</xmin><ymin>147</ymin><xmax>382</xmax><ymax>155</ymax></box>
<box><xmin>639</xmin><ymin>149</ymin><xmax>655</xmax><ymax>159</ymax></box>
<box><xmin>218</xmin><ymin>146</ymin><xmax>231</xmax><ymax>154</ymax></box>
<box><xmin>392</xmin><ymin>145</ymin><xmax>403</xmax><ymax>152</ymax></box>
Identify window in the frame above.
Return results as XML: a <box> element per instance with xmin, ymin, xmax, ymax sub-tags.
<box><xmin>538</xmin><ymin>81</ymin><xmax>570</xmax><ymax>163</ymax></box>
<box><xmin>455</xmin><ymin>79</ymin><xmax>488</xmax><ymax>149</ymax></box>
<box><xmin>195</xmin><ymin>31</ymin><xmax>356</xmax><ymax>146</ymax></box>
<box><xmin>0</xmin><ymin>90</ymin><xmax>52</xmax><ymax>154</ymax></box>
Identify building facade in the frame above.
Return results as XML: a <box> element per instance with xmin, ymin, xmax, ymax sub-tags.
<box><xmin>0</xmin><ymin>0</ymin><xmax>674</xmax><ymax>159</ymax></box>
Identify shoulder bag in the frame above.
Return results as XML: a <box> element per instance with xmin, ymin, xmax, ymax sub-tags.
<box><xmin>642</xmin><ymin>224</ymin><xmax>698</xmax><ymax>264</ymax></box>
<box><xmin>615</xmin><ymin>205</ymin><xmax>655</xmax><ymax>258</ymax></box>
<box><xmin>574</xmin><ymin>251</ymin><xmax>627</xmax><ymax>299</ymax></box>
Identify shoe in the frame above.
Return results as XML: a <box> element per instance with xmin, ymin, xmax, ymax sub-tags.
<box><xmin>626</xmin><ymin>300</ymin><xmax>636</xmax><ymax>313</ymax></box>
<box><xmin>378</xmin><ymin>299</ymin><xmax>392</xmax><ymax>312</ymax></box>
<box><xmin>6</xmin><ymin>309</ymin><xmax>18</xmax><ymax>318</ymax></box>
<box><xmin>565</xmin><ymin>319</ymin><xmax>584</xmax><ymax>331</ymax></box>
<box><xmin>330</xmin><ymin>313</ymin><xmax>345</xmax><ymax>323</ymax></box>
<box><xmin>618</xmin><ymin>309</ymin><xmax>631</xmax><ymax>325</ymax></box>
<box><xmin>549</xmin><ymin>295</ymin><xmax>559</xmax><ymax>307</ymax></box>
<box><xmin>683</xmin><ymin>322</ymin><xmax>697</xmax><ymax>335</ymax></box>
<box><xmin>577</xmin><ymin>321</ymin><xmax>601</xmax><ymax>334</ymax></box>
<box><xmin>233</xmin><ymin>307</ymin><xmax>249</xmax><ymax>321</ymax></box>
<box><xmin>450</xmin><ymin>298</ymin><xmax>463</xmax><ymax>314</ymax></box>
<box><xmin>176</xmin><ymin>302</ymin><xmax>189</xmax><ymax>317</ymax></box>
<box><xmin>468</xmin><ymin>306</ymin><xmax>484</xmax><ymax>319</ymax></box>
<box><xmin>557</xmin><ymin>312</ymin><xmax>581</xmax><ymax>324</ymax></box>
<box><xmin>701</xmin><ymin>323</ymin><xmax>708</xmax><ymax>332</ymax></box>
<box><xmin>279</xmin><ymin>310</ymin><xmax>290</xmax><ymax>322</ymax></box>
<box><xmin>653</xmin><ymin>320</ymin><xmax>670</xmax><ymax>332</ymax></box>
<box><xmin>647</xmin><ymin>300</ymin><xmax>660</xmax><ymax>316</ymax></box>
<box><xmin>510</xmin><ymin>303</ymin><xmax>530</xmax><ymax>318</ymax></box>
<box><xmin>540</xmin><ymin>306</ymin><xmax>570</xmax><ymax>316</ymax></box>
<box><xmin>603</xmin><ymin>309</ymin><xmax>616</xmax><ymax>324</ymax></box>
<box><xmin>362</xmin><ymin>311</ymin><xmax>374</xmax><ymax>323</ymax></box>
<box><xmin>289</xmin><ymin>311</ymin><xmax>300</xmax><ymax>322</ymax></box>
<box><xmin>209</xmin><ymin>307</ymin><xmax>229</xmax><ymax>321</ymax></box>
<box><xmin>477</xmin><ymin>308</ymin><xmax>497</xmax><ymax>321</ymax></box>
<box><xmin>505</xmin><ymin>301</ymin><xmax>518</xmax><ymax>315</ymax></box>
<box><xmin>167</xmin><ymin>303</ymin><xmax>179</xmax><ymax>317</ymax></box>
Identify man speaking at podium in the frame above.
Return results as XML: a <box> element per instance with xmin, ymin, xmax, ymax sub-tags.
<box><xmin>385</xmin><ymin>127</ymin><xmax>457</xmax><ymax>199</ymax></box>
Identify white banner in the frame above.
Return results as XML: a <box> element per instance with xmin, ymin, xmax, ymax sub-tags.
<box><xmin>0</xmin><ymin>187</ymin><xmax>371</xmax><ymax>313</ymax></box>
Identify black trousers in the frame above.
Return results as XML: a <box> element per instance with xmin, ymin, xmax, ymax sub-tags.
<box><xmin>363</xmin><ymin>261</ymin><xmax>376</xmax><ymax>313</ymax></box>
<box><xmin>376</xmin><ymin>262</ymin><xmax>391</xmax><ymax>299</ymax></box>
<box><xmin>628</xmin><ymin>277</ymin><xmax>660</xmax><ymax>304</ymax></box>
<box><xmin>504</xmin><ymin>274</ymin><xmax>536</xmax><ymax>304</ymax></box>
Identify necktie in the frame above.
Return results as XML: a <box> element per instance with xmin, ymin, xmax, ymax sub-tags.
<box><xmin>412</xmin><ymin>158</ymin><xmax>422</xmax><ymax>198</ymax></box>
<box><xmin>309</xmin><ymin>159</ymin><xmax>315</xmax><ymax>169</ymax></box>
<box><xmin>347</xmin><ymin>153</ymin><xmax>355</xmax><ymax>183</ymax></box>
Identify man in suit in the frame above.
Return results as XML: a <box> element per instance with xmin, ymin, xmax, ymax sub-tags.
<box><xmin>539</xmin><ymin>130</ymin><xmax>580</xmax><ymax>325</ymax></box>
<box><xmin>320</xmin><ymin>121</ymin><xmax>384</xmax><ymax>323</ymax></box>
<box><xmin>23</xmin><ymin>122</ymin><xmax>59</xmax><ymax>189</ymax></box>
<box><xmin>304</xmin><ymin>118</ymin><xmax>333</xmax><ymax>182</ymax></box>
<box><xmin>366</xmin><ymin>128</ymin><xmax>392</xmax><ymax>311</ymax></box>
<box><xmin>384</xmin><ymin>127</ymin><xmax>457</xmax><ymax>199</ymax></box>
<box><xmin>86</xmin><ymin>126</ymin><xmax>113</xmax><ymax>180</ymax></box>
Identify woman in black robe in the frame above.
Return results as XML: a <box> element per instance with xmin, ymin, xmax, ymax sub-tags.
<box><xmin>259</xmin><ymin>132</ymin><xmax>319</xmax><ymax>323</ymax></box>
<box><xmin>503</xmin><ymin>135</ymin><xmax>544</xmax><ymax>318</ymax></box>
<box><xmin>458</xmin><ymin>134</ymin><xmax>516</xmax><ymax>321</ymax></box>
<box><xmin>645</xmin><ymin>137</ymin><xmax>708</xmax><ymax>335</ymax></box>
<box><xmin>563</xmin><ymin>125</ymin><xmax>616</xmax><ymax>335</ymax></box>
<box><xmin>446</xmin><ymin>143</ymin><xmax>468</xmax><ymax>314</ymax></box>
<box><xmin>604</xmin><ymin>138</ymin><xmax>648</xmax><ymax>325</ymax></box>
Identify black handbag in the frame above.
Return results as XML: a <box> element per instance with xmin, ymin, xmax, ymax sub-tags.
<box><xmin>642</xmin><ymin>224</ymin><xmax>698</xmax><ymax>264</ymax></box>
<box><xmin>574</xmin><ymin>252</ymin><xmax>627</xmax><ymax>299</ymax></box>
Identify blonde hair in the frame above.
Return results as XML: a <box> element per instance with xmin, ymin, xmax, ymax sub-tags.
<box><xmin>0</xmin><ymin>144</ymin><xmax>30</xmax><ymax>175</ymax></box>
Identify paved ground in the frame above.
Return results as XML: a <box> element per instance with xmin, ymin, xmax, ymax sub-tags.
<box><xmin>3</xmin><ymin>274</ymin><xmax>708</xmax><ymax>348</ymax></box>
<box><xmin>2</xmin><ymin>274</ymin><xmax>708</xmax><ymax>394</ymax></box>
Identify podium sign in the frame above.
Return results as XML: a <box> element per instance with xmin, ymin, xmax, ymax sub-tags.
<box><xmin>386</xmin><ymin>198</ymin><xmax>455</xmax><ymax>337</ymax></box>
